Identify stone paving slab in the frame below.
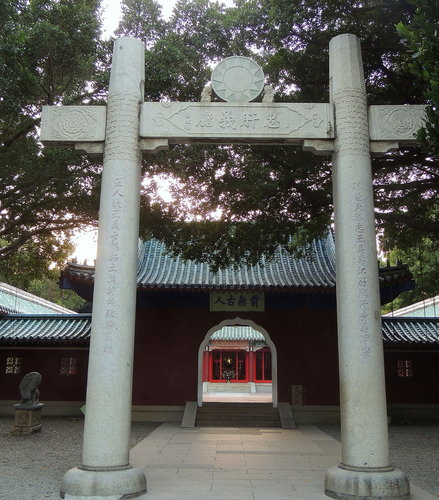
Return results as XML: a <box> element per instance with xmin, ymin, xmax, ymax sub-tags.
<box><xmin>130</xmin><ymin>423</ymin><xmax>437</xmax><ymax>500</ymax></box>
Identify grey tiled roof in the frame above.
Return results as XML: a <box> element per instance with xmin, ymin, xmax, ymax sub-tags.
<box><xmin>65</xmin><ymin>235</ymin><xmax>338</xmax><ymax>291</ymax></box>
<box><xmin>210</xmin><ymin>326</ymin><xmax>266</xmax><ymax>342</ymax></box>
<box><xmin>1</xmin><ymin>314</ymin><xmax>437</xmax><ymax>348</ymax></box>
<box><xmin>135</xmin><ymin>235</ymin><xmax>337</xmax><ymax>290</ymax></box>
<box><xmin>382</xmin><ymin>317</ymin><xmax>439</xmax><ymax>348</ymax></box>
<box><xmin>62</xmin><ymin>234</ymin><xmax>413</xmax><ymax>292</ymax></box>
<box><xmin>0</xmin><ymin>314</ymin><xmax>91</xmax><ymax>345</ymax></box>
<box><xmin>0</xmin><ymin>282</ymin><xmax>75</xmax><ymax>315</ymax></box>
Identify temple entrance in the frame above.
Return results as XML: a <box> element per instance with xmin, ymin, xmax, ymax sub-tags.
<box><xmin>197</xmin><ymin>318</ymin><xmax>277</xmax><ymax>406</ymax></box>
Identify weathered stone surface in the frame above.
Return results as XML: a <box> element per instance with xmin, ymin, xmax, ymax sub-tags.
<box><xmin>325</xmin><ymin>465</ymin><xmax>410</xmax><ymax>499</ymax></box>
<box><xmin>327</xmin><ymin>32</ymin><xmax>409</xmax><ymax>499</ymax></box>
<box><xmin>369</xmin><ymin>104</ymin><xmax>426</xmax><ymax>142</ymax></box>
<box><xmin>211</xmin><ymin>56</ymin><xmax>264</xmax><ymax>102</ymax></box>
<box><xmin>12</xmin><ymin>407</ymin><xmax>43</xmax><ymax>434</ymax></box>
<box><xmin>15</xmin><ymin>371</ymin><xmax>43</xmax><ymax>410</ymax></box>
<box><xmin>140</xmin><ymin>102</ymin><xmax>335</xmax><ymax>143</ymax></box>
<box><xmin>60</xmin><ymin>36</ymin><xmax>147</xmax><ymax>500</ymax></box>
<box><xmin>41</xmin><ymin>105</ymin><xmax>106</xmax><ymax>144</ymax></box>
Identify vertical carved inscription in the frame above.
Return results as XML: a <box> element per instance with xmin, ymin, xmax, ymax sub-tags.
<box><xmin>352</xmin><ymin>182</ymin><xmax>372</xmax><ymax>359</ymax></box>
<box><xmin>101</xmin><ymin>92</ymin><xmax>140</xmax><ymax>353</ymax></box>
<box><xmin>102</xmin><ymin>175</ymin><xmax>124</xmax><ymax>353</ymax></box>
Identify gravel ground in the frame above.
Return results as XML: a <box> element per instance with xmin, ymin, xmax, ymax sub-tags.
<box><xmin>318</xmin><ymin>423</ymin><xmax>439</xmax><ymax>496</ymax></box>
<box><xmin>0</xmin><ymin>417</ymin><xmax>438</xmax><ymax>499</ymax></box>
<box><xmin>0</xmin><ymin>417</ymin><xmax>159</xmax><ymax>500</ymax></box>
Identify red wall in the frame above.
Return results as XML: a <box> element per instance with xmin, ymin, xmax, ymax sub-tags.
<box><xmin>0</xmin><ymin>348</ymin><xmax>88</xmax><ymax>402</ymax></box>
<box><xmin>131</xmin><ymin>306</ymin><xmax>340</xmax><ymax>406</ymax></box>
<box><xmin>384</xmin><ymin>350</ymin><xmax>439</xmax><ymax>403</ymax></box>
<box><xmin>2</xmin><ymin>314</ymin><xmax>437</xmax><ymax>409</ymax></box>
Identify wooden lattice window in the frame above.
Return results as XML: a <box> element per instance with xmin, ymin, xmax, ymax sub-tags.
<box><xmin>60</xmin><ymin>357</ymin><xmax>77</xmax><ymax>375</ymax></box>
<box><xmin>5</xmin><ymin>356</ymin><xmax>21</xmax><ymax>374</ymax></box>
<box><xmin>397</xmin><ymin>360</ymin><xmax>413</xmax><ymax>378</ymax></box>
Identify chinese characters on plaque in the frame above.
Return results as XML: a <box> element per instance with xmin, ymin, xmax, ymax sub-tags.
<box><xmin>210</xmin><ymin>291</ymin><xmax>265</xmax><ymax>312</ymax></box>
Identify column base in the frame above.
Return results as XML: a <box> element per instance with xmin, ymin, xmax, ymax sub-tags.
<box><xmin>60</xmin><ymin>466</ymin><xmax>146</xmax><ymax>499</ymax></box>
<box><xmin>325</xmin><ymin>464</ymin><xmax>410</xmax><ymax>500</ymax></box>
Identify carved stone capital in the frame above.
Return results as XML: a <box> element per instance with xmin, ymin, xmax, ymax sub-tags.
<box><xmin>41</xmin><ymin>106</ymin><xmax>106</xmax><ymax>144</ymax></box>
<box><xmin>369</xmin><ymin>105</ymin><xmax>426</xmax><ymax>142</ymax></box>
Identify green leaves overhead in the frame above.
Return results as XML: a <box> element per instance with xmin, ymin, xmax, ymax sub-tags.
<box><xmin>0</xmin><ymin>0</ymin><xmax>437</xmax><ymax>291</ymax></box>
<box><xmin>113</xmin><ymin>0</ymin><xmax>437</xmax><ymax>270</ymax></box>
<box><xmin>397</xmin><ymin>0</ymin><xmax>439</xmax><ymax>157</ymax></box>
<box><xmin>0</xmin><ymin>0</ymin><xmax>102</xmax><ymax>273</ymax></box>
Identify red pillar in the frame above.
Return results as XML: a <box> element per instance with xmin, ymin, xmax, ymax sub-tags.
<box><xmin>248</xmin><ymin>351</ymin><xmax>255</xmax><ymax>383</ymax></box>
<box><xmin>202</xmin><ymin>351</ymin><xmax>210</xmax><ymax>381</ymax></box>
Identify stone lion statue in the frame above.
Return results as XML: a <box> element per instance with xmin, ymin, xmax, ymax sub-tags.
<box><xmin>18</xmin><ymin>372</ymin><xmax>42</xmax><ymax>408</ymax></box>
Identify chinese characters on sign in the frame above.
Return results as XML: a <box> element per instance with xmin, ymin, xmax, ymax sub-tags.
<box><xmin>210</xmin><ymin>292</ymin><xmax>265</xmax><ymax>312</ymax></box>
<box><xmin>141</xmin><ymin>102</ymin><xmax>334</xmax><ymax>141</ymax></box>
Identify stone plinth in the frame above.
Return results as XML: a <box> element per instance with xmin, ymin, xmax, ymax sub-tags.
<box><xmin>12</xmin><ymin>404</ymin><xmax>44</xmax><ymax>434</ymax></box>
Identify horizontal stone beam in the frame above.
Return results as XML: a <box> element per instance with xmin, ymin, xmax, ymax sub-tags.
<box><xmin>40</xmin><ymin>106</ymin><xmax>106</xmax><ymax>144</ymax></box>
<box><xmin>40</xmin><ymin>103</ymin><xmax>427</xmax><ymax>149</ymax></box>
<box><xmin>140</xmin><ymin>102</ymin><xmax>335</xmax><ymax>144</ymax></box>
<box><xmin>368</xmin><ymin>104</ymin><xmax>426</xmax><ymax>142</ymax></box>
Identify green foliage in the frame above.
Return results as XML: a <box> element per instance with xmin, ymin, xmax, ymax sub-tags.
<box><xmin>117</xmin><ymin>0</ymin><xmax>438</xmax><ymax>268</ymax></box>
<box><xmin>1</xmin><ymin>0</ymin><xmax>438</xmax><ymax>282</ymax></box>
<box><xmin>0</xmin><ymin>0</ymin><xmax>103</xmax><ymax>272</ymax></box>
<box><xmin>0</xmin><ymin>235</ymin><xmax>73</xmax><ymax>289</ymax></box>
<box><xmin>397</xmin><ymin>0</ymin><xmax>439</xmax><ymax>156</ymax></box>
<box><xmin>381</xmin><ymin>237</ymin><xmax>439</xmax><ymax>313</ymax></box>
<box><xmin>26</xmin><ymin>276</ymin><xmax>86</xmax><ymax>312</ymax></box>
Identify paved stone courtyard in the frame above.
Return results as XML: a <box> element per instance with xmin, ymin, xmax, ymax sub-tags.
<box><xmin>0</xmin><ymin>417</ymin><xmax>438</xmax><ymax>499</ymax></box>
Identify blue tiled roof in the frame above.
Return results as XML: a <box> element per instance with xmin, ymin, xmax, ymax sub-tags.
<box><xmin>382</xmin><ymin>317</ymin><xmax>439</xmax><ymax>348</ymax></box>
<box><xmin>0</xmin><ymin>314</ymin><xmax>91</xmax><ymax>345</ymax></box>
<box><xmin>0</xmin><ymin>282</ymin><xmax>75</xmax><ymax>315</ymax></box>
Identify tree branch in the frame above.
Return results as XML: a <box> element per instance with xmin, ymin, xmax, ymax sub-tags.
<box><xmin>376</xmin><ymin>210</ymin><xmax>439</xmax><ymax>233</ymax></box>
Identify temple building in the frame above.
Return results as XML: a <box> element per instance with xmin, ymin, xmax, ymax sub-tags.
<box><xmin>0</xmin><ymin>233</ymin><xmax>438</xmax><ymax>423</ymax></box>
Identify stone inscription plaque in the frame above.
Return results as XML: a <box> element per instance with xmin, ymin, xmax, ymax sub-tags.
<box><xmin>140</xmin><ymin>102</ymin><xmax>334</xmax><ymax>143</ymax></box>
<box><xmin>41</xmin><ymin>106</ymin><xmax>106</xmax><ymax>144</ymax></box>
<box><xmin>210</xmin><ymin>291</ymin><xmax>265</xmax><ymax>312</ymax></box>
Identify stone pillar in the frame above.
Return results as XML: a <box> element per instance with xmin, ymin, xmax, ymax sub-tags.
<box><xmin>61</xmin><ymin>37</ymin><xmax>146</xmax><ymax>499</ymax></box>
<box><xmin>324</xmin><ymin>34</ymin><xmax>410</xmax><ymax>499</ymax></box>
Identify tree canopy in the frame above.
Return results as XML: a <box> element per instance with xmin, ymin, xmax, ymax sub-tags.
<box><xmin>123</xmin><ymin>0</ymin><xmax>438</xmax><ymax>269</ymax></box>
<box><xmin>0</xmin><ymin>0</ymin><xmax>103</xmax><ymax>281</ymax></box>
<box><xmin>1</xmin><ymin>0</ymin><xmax>438</xmax><ymax>302</ymax></box>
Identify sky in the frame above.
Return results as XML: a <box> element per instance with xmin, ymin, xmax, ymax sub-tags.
<box><xmin>101</xmin><ymin>0</ymin><xmax>236</xmax><ymax>38</ymax></box>
<box><xmin>74</xmin><ymin>1</ymin><xmax>177</xmax><ymax>263</ymax></box>
<box><xmin>101</xmin><ymin>0</ymin><xmax>175</xmax><ymax>38</ymax></box>
<box><xmin>73</xmin><ymin>0</ymin><xmax>236</xmax><ymax>263</ymax></box>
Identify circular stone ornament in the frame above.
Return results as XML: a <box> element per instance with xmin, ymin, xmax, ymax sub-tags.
<box><xmin>211</xmin><ymin>56</ymin><xmax>265</xmax><ymax>102</ymax></box>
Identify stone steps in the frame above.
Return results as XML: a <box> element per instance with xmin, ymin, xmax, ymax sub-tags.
<box><xmin>196</xmin><ymin>402</ymin><xmax>281</xmax><ymax>428</ymax></box>
<box><xmin>206</xmin><ymin>383</ymin><xmax>251</xmax><ymax>393</ymax></box>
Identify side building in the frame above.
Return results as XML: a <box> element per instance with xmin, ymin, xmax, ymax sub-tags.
<box><xmin>0</xmin><ymin>234</ymin><xmax>438</xmax><ymax>423</ymax></box>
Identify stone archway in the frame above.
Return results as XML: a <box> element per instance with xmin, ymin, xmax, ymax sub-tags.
<box><xmin>197</xmin><ymin>317</ymin><xmax>278</xmax><ymax>408</ymax></box>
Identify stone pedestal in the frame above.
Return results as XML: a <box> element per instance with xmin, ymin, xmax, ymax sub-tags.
<box><xmin>12</xmin><ymin>404</ymin><xmax>44</xmax><ymax>434</ymax></box>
